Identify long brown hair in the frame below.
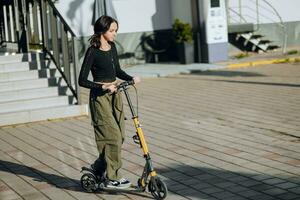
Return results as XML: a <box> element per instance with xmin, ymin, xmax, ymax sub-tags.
<box><xmin>89</xmin><ymin>15</ymin><xmax>118</xmax><ymax>48</ymax></box>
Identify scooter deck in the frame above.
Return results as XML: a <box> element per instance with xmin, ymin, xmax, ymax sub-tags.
<box><xmin>81</xmin><ymin>167</ymin><xmax>145</xmax><ymax>192</ymax></box>
<box><xmin>100</xmin><ymin>184</ymin><xmax>145</xmax><ymax>192</ymax></box>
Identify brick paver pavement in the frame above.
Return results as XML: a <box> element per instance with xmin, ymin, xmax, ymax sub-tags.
<box><xmin>1</xmin><ymin>63</ymin><xmax>299</xmax><ymax>200</ymax></box>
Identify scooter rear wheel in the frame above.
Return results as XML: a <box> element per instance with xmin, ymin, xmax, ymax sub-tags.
<box><xmin>148</xmin><ymin>177</ymin><xmax>168</xmax><ymax>200</ymax></box>
<box><xmin>80</xmin><ymin>173</ymin><xmax>97</xmax><ymax>192</ymax></box>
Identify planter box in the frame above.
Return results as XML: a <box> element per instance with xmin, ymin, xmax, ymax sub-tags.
<box><xmin>177</xmin><ymin>41</ymin><xmax>194</xmax><ymax>64</ymax></box>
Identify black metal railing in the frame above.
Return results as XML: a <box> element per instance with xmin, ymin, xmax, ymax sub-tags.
<box><xmin>226</xmin><ymin>0</ymin><xmax>287</xmax><ymax>53</ymax></box>
<box><xmin>0</xmin><ymin>0</ymin><xmax>80</xmax><ymax>103</ymax></box>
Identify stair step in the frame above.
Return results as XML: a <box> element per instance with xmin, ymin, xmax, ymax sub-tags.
<box><xmin>0</xmin><ymin>52</ymin><xmax>44</xmax><ymax>64</ymax></box>
<box><xmin>0</xmin><ymin>87</ymin><xmax>60</xmax><ymax>103</ymax></box>
<box><xmin>0</xmin><ymin>104</ymin><xmax>88</xmax><ymax>127</ymax></box>
<box><xmin>0</xmin><ymin>51</ymin><xmax>86</xmax><ymax>127</ymax></box>
<box><xmin>0</xmin><ymin>60</ymin><xmax>56</xmax><ymax>73</ymax></box>
<box><xmin>0</xmin><ymin>68</ymin><xmax>62</xmax><ymax>83</ymax></box>
<box><xmin>0</xmin><ymin>77</ymin><xmax>67</xmax><ymax>93</ymax></box>
<box><xmin>257</xmin><ymin>44</ymin><xmax>269</xmax><ymax>51</ymax></box>
<box><xmin>267</xmin><ymin>45</ymin><xmax>280</xmax><ymax>50</ymax></box>
<box><xmin>259</xmin><ymin>40</ymin><xmax>272</xmax><ymax>44</ymax></box>
<box><xmin>0</xmin><ymin>42</ymin><xmax>18</xmax><ymax>52</ymax></box>
<box><xmin>0</xmin><ymin>96</ymin><xmax>70</xmax><ymax>114</ymax></box>
<box><xmin>251</xmin><ymin>34</ymin><xmax>264</xmax><ymax>39</ymax></box>
<box><xmin>228</xmin><ymin>23</ymin><xmax>255</xmax><ymax>33</ymax></box>
<box><xmin>249</xmin><ymin>38</ymin><xmax>260</xmax><ymax>45</ymax></box>
<box><xmin>240</xmin><ymin>33</ymin><xmax>253</xmax><ymax>40</ymax></box>
<box><xmin>0</xmin><ymin>61</ymin><xmax>34</xmax><ymax>73</ymax></box>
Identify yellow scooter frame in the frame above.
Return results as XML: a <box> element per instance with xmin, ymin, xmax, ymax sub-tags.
<box><xmin>80</xmin><ymin>81</ymin><xmax>167</xmax><ymax>200</ymax></box>
<box><xmin>118</xmin><ymin>80</ymin><xmax>167</xmax><ymax>200</ymax></box>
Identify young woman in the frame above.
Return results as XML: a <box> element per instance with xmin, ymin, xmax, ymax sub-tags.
<box><xmin>78</xmin><ymin>15</ymin><xmax>140</xmax><ymax>189</ymax></box>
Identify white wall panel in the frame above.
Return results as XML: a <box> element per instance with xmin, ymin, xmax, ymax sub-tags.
<box><xmin>227</xmin><ymin>0</ymin><xmax>300</xmax><ymax>24</ymax></box>
<box><xmin>55</xmin><ymin>0</ymin><xmax>172</xmax><ymax>36</ymax></box>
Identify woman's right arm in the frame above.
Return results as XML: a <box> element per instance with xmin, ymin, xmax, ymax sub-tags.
<box><xmin>78</xmin><ymin>47</ymin><xmax>102</xmax><ymax>89</ymax></box>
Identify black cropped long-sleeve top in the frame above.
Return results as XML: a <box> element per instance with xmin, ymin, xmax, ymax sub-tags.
<box><xmin>78</xmin><ymin>42</ymin><xmax>133</xmax><ymax>91</ymax></box>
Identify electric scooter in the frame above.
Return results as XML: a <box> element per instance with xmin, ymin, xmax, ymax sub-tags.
<box><xmin>80</xmin><ymin>80</ymin><xmax>168</xmax><ymax>200</ymax></box>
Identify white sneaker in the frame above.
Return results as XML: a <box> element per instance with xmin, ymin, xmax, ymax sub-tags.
<box><xmin>106</xmin><ymin>178</ymin><xmax>131</xmax><ymax>189</ymax></box>
<box><xmin>119</xmin><ymin>178</ymin><xmax>131</xmax><ymax>188</ymax></box>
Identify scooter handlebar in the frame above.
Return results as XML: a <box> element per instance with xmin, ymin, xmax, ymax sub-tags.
<box><xmin>117</xmin><ymin>80</ymin><xmax>135</xmax><ymax>90</ymax></box>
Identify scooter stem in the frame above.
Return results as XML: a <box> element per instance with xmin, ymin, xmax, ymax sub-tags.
<box><xmin>133</xmin><ymin>117</ymin><xmax>149</xmax><ymax>155</ymax></box>
<box><xmin>123</xmin><ymin>88</ymin><xmax>136</xmax><ymax>117</ymax></box>
<box><xmin>122</xmin><ymin>84</ymin><xmax>150</xmax><ymax>157</ymax></box>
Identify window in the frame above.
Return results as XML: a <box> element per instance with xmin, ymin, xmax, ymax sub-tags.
<box><xmin>211</xmin><ymin>0</ymin><xmax>220</xmax><ymax>8</ymax></box>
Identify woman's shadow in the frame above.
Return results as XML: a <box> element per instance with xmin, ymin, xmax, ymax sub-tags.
<box><xmin>0</xmin><ymin>160</ymin><xmax>82</xmax><ymax>191</ymax></box>
<box><xmin>0</xmin><ymin>160</ymin><xmax>152</xmax><ymax>198</ymax></box>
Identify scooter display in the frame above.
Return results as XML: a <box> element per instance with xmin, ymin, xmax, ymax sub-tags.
<box><xmin>80</xmin><ymin>80</ymin><xmax>168</xmax><ymax>200</ymax></box>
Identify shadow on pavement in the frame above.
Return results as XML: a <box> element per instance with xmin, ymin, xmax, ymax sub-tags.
<box><xmin>213</xmin><ymin>80</ymin><xmax>300</xmax><ymax>88</ymax></box>
<box><xmin>157</xmin><ymin>164</ymin><xmax>300</xmax><ymax>200</ymax></box>
<box><xmin>1</xmin><ymin>160</ymin><xmax>299</xmax><ymax>199</ymax></box>
<box><xmin>188</xmin><ymin>70</ymin><xmax>266</xmax><ymax>77</ymax></box>
<box><xmin>0</xmin><ymin>160</ymin><xmax>152</xmax><ymax>199</ymax></box>
<box><xmin>0</xmin><ymin>160</ymin><xmax>82</xmax><ymax>191</ymax></box>
<box><xmin>177</xmin><ymin>69</ymin><xmax>300</xmax><ymax>87</ymax></box>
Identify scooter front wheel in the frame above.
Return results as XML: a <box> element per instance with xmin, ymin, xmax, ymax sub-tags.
<box><xmin>148</xmin><ymin>177</ymin><xmax>168</xmax><ymax>200</ymax></box>
<box><xmin>80</xmin><ymin>173</ymin><xmax>97</xmax><ymax>192</ymax></box>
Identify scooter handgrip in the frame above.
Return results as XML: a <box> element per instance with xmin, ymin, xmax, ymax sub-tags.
<box><xmin>127</xmin><ymin>80</ymin><xmax>135</xmax><ymax>86</ymax></box>
<box><xmin>117</xmin><ymin>80</ymin><xmax>134</xmax><ymax>89</ymax></box>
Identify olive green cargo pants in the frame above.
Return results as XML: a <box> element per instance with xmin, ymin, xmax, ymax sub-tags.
<box><xmin>89</xmin><ymin>91</ymin><xmax>125</xmax><ymax>180</ymax></box>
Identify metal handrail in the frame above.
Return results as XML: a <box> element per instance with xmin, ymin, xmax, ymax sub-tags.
<box><xmin>227</xmin><ymin>7</ymin><xmax>248</xmax><ymax>24</ymax></box>
<box><xmin>46</xmin><ymin>0</ymin><xmax>75</xmax><ymax>37</ymax></box>
<box><xmin>0</xmin><ymin>0</ymin><xmax>80</xmax><ymax>103</ymax></box>
<box><xmin>40</xmin><ymin>0</ymin><xmax>80</xmax><ymax>102</ymax></box>
<box><xmin>227</xmin><ymin>0</ymin><xmax>288</xmax><ymax>53</ymax></box>
<box><xmin>261</xmin><ymin>0</ymin><xmax>287</xmax><ymax>53</ymax></box>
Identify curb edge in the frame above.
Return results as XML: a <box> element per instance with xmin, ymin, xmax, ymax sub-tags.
<box><xmin>227</xmin><ymin>56</ymin><xmax>300</xmax><ymax>69</ymax></box>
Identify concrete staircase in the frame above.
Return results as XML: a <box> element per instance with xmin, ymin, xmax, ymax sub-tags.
<box><xmin>228</xmin><ymin>24</ymin><xmax>280</xmax><ymax>53</ymax></box>
<box><xmin>226</xmin><ymin>0</ymin><xmax>286</xmax><ymax>53</ymax></box>
<box><xmin>0</xmin><ymin>52</ymin><xmax>88</xmax><ymax>126</ymax></box>
<box><xmin>234</xmin><ymin>32</ymin><xmax>280</xmax><ymax>52</ymax></box>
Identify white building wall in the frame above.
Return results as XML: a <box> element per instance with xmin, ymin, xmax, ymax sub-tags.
<box><xmin>262</xmin><ymin>0</ymin><xmax>300</xmax><ymax>22</ymax></box>
<box><xmin>228</xmin><ymin>0</ymin><xmax>300</xmax><ymax>24</ymax></box>
<box><xmin>170</xmin><ymin>0</ymin><xmax>192</xmax><ymax>24</ymax></box>
<box><xmin>54</xmin><ymin>0</ymin><xmax>94</xmax><ymax>36</ymax></box>
<box><xmin>55</xmin><ymin>0</ymin><xmax>172</xmax><ymax>36</ymax></box>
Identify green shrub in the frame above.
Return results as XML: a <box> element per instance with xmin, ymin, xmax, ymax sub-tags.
<box><xmin>233</xmin><ymin>52</ymin><xmax>249</xmax><ymax>59</ymax></box>
<box><xmin>172</xmin><ymin>19</ymin><xmax>193</xmax><ymax>44</ymax></box>
<box><xmin>293</xmin><ymin>58</ymin><xmax>300</xmax><ymax>63</ymax></box>
<box><xmin>287</xmin><ymin>50</ymin><xmax>298</xmax><ymax>55</ymax></box>
<box><xmin>274</xmin><ymin>58</ymin><xmax>290</xmax><ymax>64</ymax></box>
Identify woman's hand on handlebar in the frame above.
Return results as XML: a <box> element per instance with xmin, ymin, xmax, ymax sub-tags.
<box><xmin>101</xmin><ymin>77</ymin><xmax>140</xmax><ymax>92</ymax></box>
<box><xmin>133</xmin><ymin>76</ymin><xmax>141</xmax><ymax>84</ymax></box>
<box><xmin>102</xmin><ymin>83</ymin><xmax>117</xmax><ymax>93</ymax></box>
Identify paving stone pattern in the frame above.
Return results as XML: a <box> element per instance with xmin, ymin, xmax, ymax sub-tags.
<box><xmin>1</xmin><ymin>63</ymin><xmax>299</xmax><ymax>200</ymax></box>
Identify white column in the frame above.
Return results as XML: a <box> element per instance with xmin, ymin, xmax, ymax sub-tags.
<box><xmin>3</xmin><ymin>6</ymin><xmax>9</xmax><ymax>41</ymax></box>
<box><xmin>29</xmin><ymin>2</ymin><xmax>34</xmax><ymax>35</ymax></box>
<box><xmin>9</xmin><ymin>5</ymin><xmax>15</xmax><ymax>42</ymax></box>
<box><xmin>14</xmin><ymin>0</ymin><xmax>20</xmax><ymax>32</ymax></box>
<box><xmin>37</xmin><ymin>4</ymin><xmax>42</xmax><ymax>42</ymax></box>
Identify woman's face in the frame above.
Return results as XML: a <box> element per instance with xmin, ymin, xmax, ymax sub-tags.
<box><xmin>103</xmin><ymin>22</ymin><xmax>118</xmax><ymax>42</ymax></box>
